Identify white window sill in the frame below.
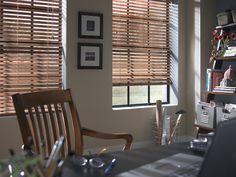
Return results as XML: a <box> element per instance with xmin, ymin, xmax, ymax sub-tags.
<box><xmin>112</xmin><ymin>103</ymin><xmax>178</xmax><ymax>111</ymax></box>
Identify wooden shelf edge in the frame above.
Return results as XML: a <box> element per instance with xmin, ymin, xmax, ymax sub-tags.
<box><xmin>194</xmin><ymin>124</ymin><xmax>216</xmax><ymax>131</ymax></box>
<box><xmin>207</xmin><ymin>91</ymin><xmax>236</xmax><ymax>96</ymax></box>
<box><xmin>214</xmin><ymin>56</ymin><xmax>236</xmax><ymax>60</ymax></box>
<box><xmin>216</xmin><ymin>22</ymin><xmax>236</xmax><ymax>29</ymax></box>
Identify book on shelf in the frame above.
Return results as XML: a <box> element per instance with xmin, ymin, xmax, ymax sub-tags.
<box><xmin>215</xmin><ymin>86</ymin><xmax>236</xmax><ymax>91</ymax></box>
<box><xmin>224</xmin><ymin>45</ymin><xmax>236</xmax><ymax>57</ymax></box>
<box><xmin>205</xmin><ymin>69</ymin><xmax>224</xmax><ymax>91</ymax></box>
<box><xmin>224</xmin><ymin>49</ymin><xmax>236</xmax><ymax>57</ymax></box>
<box><xmin>213</xmin><ymin>86</ymin><xmax>236</xmax><ymax>93</ymax></box>
<box><xmin>212</xmin><ymin>89</ymin><xmax>236</xmax><ymax>93</ymax></box>
<box><xmin>206</xmin><ymin>69</ymin><xmax>212</xmax><ymax>91</ymax></box>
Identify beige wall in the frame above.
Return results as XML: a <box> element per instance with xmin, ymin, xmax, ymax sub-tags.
<box><xmin>0</xmin><ymin>0</ymin><xmax>218</xmax><ymax>158</ymax></box>
<box><xmin>185</xmin><ymin>0</ymin><xmax>201</xmax><ymax>135</ymax></box>
<box><xmin>184</xmin><ymin>0</ymin><xmax>218</xmax><ymax>135</ymax></box>
<box><xmin>66</xmin><ymin>0</ymin><xmax>187</xmax><ymax>149</ymax></box>
<box><xmin>0</xmin><ymin>116</ymin><xmax>23</xmax><ymax>158</ymax></box>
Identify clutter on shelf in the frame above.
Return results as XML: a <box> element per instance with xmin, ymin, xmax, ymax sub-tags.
<box><xmin>216</xmin><ymin>9</ymin><xmax>236</xmax><ymax>26</ymax></box>
<box><xmin>210</xmin><ymin>9</ymin><xmax>236</xmax><ymax>61</ymax></box>
<box><xmin>206</xmin><ymin>65</ymin><xmax>236</xmax><ymax>92</ymax></box>
<box><xmin>196</xmin><ymin>101</ymin><xmax>236</xmax><ymax>129</ymax></box>
<box><xmin>154</xmin><ymin>100</ymin><xmax>186</xmax><ymax>145</ymax></box>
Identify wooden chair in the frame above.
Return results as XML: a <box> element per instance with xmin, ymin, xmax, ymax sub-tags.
<box><xmin>12</xmin><ymin>89</ymin><xmax>133</xmax><ymax>159</ymax></box>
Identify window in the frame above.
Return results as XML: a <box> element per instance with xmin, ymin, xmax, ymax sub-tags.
<box><xmin>112</xmin><ymin>0</ymin><xmax>171</xmax><ymax>107</ymax></box>
<box><xmin>0</xmin><ymin>0</ymin><xmax>62</xmax><ymax>115</ymax></box>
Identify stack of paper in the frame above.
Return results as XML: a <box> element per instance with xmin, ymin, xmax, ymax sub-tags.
<box><xmin>224</xmin><ymin>46</ymin><xmax>236</xmax><ymax>57</ymax></box>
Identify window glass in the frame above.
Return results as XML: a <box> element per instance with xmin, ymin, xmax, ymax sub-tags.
<box><xmin>150</xmin><ymin>85</ymin><xmax>168</xmax><ymax>103</ymax></box>
<box><xmin>112</xmin><ymin>86</ymin><xmax>127</xmax><ymax>106</ymax></box>
<box><xmin>130</xmin><ymin>86</ymin><xmax>148</xmax><ymax>105</ymax></box>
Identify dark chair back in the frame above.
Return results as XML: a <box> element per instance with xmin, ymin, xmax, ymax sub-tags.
<box><xmin>12</xmin><ymin>89</ymin><xmax>132</xmax><ymax>159</ymax></box>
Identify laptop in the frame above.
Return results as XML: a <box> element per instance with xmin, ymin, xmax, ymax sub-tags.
<box><xmin>116</xmin><ymin>118</ymin><xmax>236</xmax><ymax>177</ymax></box>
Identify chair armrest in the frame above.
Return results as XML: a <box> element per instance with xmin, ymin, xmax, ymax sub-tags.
<box><xmin>81</xmin><ymin>127</ymin><xmax>133</xmax><ymax>150</ymax></box>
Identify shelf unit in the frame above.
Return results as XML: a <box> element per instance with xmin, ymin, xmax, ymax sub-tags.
<box><xmin>207</xmin><ymin>56</ymin><xmax>236</xmax><ymax>102</ymax></box>
<box><xmin>196</xmin><ymin>23</ymin><xmax>236</xmax><ymax>132</ymax></box>
<box><xmin>216</xmin><ymin>22</ymin><xmax>236</xmax><ymax>29</ymax></box>
<box><xmin>194</xmin><ymin>124</ymin><xmax>216</xmax><ymax>134</ymax></box>
<box><xmin>213</xmin><ymin>56</ymin><xmax>236</xmax><ymax>69</ymax></box>
<box><xmin>214</xmin><ymin>56</ymin><xmax>236</xmax><ymax>60</ymax></box>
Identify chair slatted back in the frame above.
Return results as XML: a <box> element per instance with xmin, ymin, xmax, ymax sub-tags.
<box><xmin>12</xmin><ymin>89</ymin><xmax>83</xmax><ymax>158</ymax></box>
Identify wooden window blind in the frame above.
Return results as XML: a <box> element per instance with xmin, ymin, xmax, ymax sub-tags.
<box><xmin>112</xmin><ymin>0</ymin><xmax>171</xmax><ymax>86</ymax></box>
<box><xmin>0</xmin><ymin>0</ymin><xmax>62</xmax><ymax>115</ymax></box>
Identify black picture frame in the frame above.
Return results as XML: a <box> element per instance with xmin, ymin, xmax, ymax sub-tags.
<box><xmin>78</xmin><ymin>12</ymin><xmax>103</xmax><ymax>39</ymax></box>
<box><xmin>77</xmin><ymin>43</ymin><xmax>103</xmax><ymax>69</ymax></box>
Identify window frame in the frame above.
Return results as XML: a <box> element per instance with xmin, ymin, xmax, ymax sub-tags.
<box><xmin>112</xmin><ymin>85</ymin><xmax>170</xmax><ymax>108</ymax></box>
<box><xmin>112</xmin><ymin>0</ymin><xmax>171</xmax><ymax>107</ymax></box>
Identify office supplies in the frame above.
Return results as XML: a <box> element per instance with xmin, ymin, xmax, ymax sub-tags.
<box><xmin>104</xmin><ymin>158</ymin><xmax>116</xmax><ymax>176</ymax></box>
<box><xmin>97</xmin><ymin>148</ymin><xmax>107</xmax><ymax>157</ymax></box>
<box><xmin>89</xmin><ymin>157</ymin><xmax>105</xmax><ymax>168</ymax></box>
<box><xmin>116</xmin><ymin>118</ymin><xmax>236</xmax><ymax>177</ymax></box>
<box><xmin>59</xmin><ymin>142</ymin><xmax>195</xmax><ymax>177</ymax></box>
<box><xmin>189</xmin><ymin>138</ymin><xmax>208</xmax><ymax>152</ymax></box>
<box><xmin>189</xmin><ymin>132</ymin><xmax>214</xmax><ymax>152</ymax></box>
<box><xmin>115</xmin><ymin>153</ymin><xmax>202</xmax><ymax>177</ymax></box>
<box><xmin>71</xmin><ymin>156</ymin><xmax>88</xmax><ymax>166</ymax></box>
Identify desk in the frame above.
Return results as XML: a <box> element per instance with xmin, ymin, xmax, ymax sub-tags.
<box><xmin>60</xmin><ymin>142</ymin><xmax>203</xmax><ymax>177</ymax></box>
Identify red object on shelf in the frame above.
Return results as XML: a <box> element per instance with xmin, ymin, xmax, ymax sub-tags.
<box><xmin>212</xmin><ymin>70</ymin><xmax>224</xmax><ymax>90</ymax></box>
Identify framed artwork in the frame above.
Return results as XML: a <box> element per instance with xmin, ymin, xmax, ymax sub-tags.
<box><xmin>77</xmin><ymin>43</ymin><xmax>103</xmax><ymax>69</ymax></box>
<box><xmin>78</xmin><ymin>12</ymin><xmax>103</xmax><ymax>39</ymax></box>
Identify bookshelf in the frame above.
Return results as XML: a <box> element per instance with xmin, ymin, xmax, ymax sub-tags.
<box><xmin>206</xmin><ymin>92</ymin><xmax>236</xmax><ymax>102</ymax></box>
<box><xmin>213</xmin><ymin>56</ymin><xmax>236</xmax><ymax>69</ymax></box>
<box><xmin>214</xmin><ymin>56</ymin><xmax>236</xmax><ymax>60</ymax></box>
<box><xmin>196</xmin><ymin>23</ymin><xmax>236</xmax><ymax>133</ymax></box>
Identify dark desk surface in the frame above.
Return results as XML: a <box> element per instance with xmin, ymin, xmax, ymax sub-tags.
<box><xmin>60</xmin><ymin>142</ymin><xmax>204</xmax><ymax>177</ymax></box>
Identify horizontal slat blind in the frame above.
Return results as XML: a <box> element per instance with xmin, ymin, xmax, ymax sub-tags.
<box><xmin>112</xmin><ymin>0</ymin><xmax>171</xmax><ymax>86</ymax></box>
<box><xmin>0</xmin><ymin>0</ymin><xmax>62</xmax><ymax>115</ymax></box>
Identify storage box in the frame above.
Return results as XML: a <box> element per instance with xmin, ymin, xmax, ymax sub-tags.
<box><xmin>232</xmin><ymin>10</ymin><xmax>236</xmax><ymax>23</ymax></box>
<box><xmin>196</xmin><ymin>104</ymin><xmax>216</xmax><ymax>128</ymax></box>
<box><xmin>216</xmin><ymin>107</ymin><xmax>236</xmax><ymax>124</ymax></box>
<box><xmin>217</xmin><ymin>11</ymin><xmax>233</xmax><ymax>26</ymax></box>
